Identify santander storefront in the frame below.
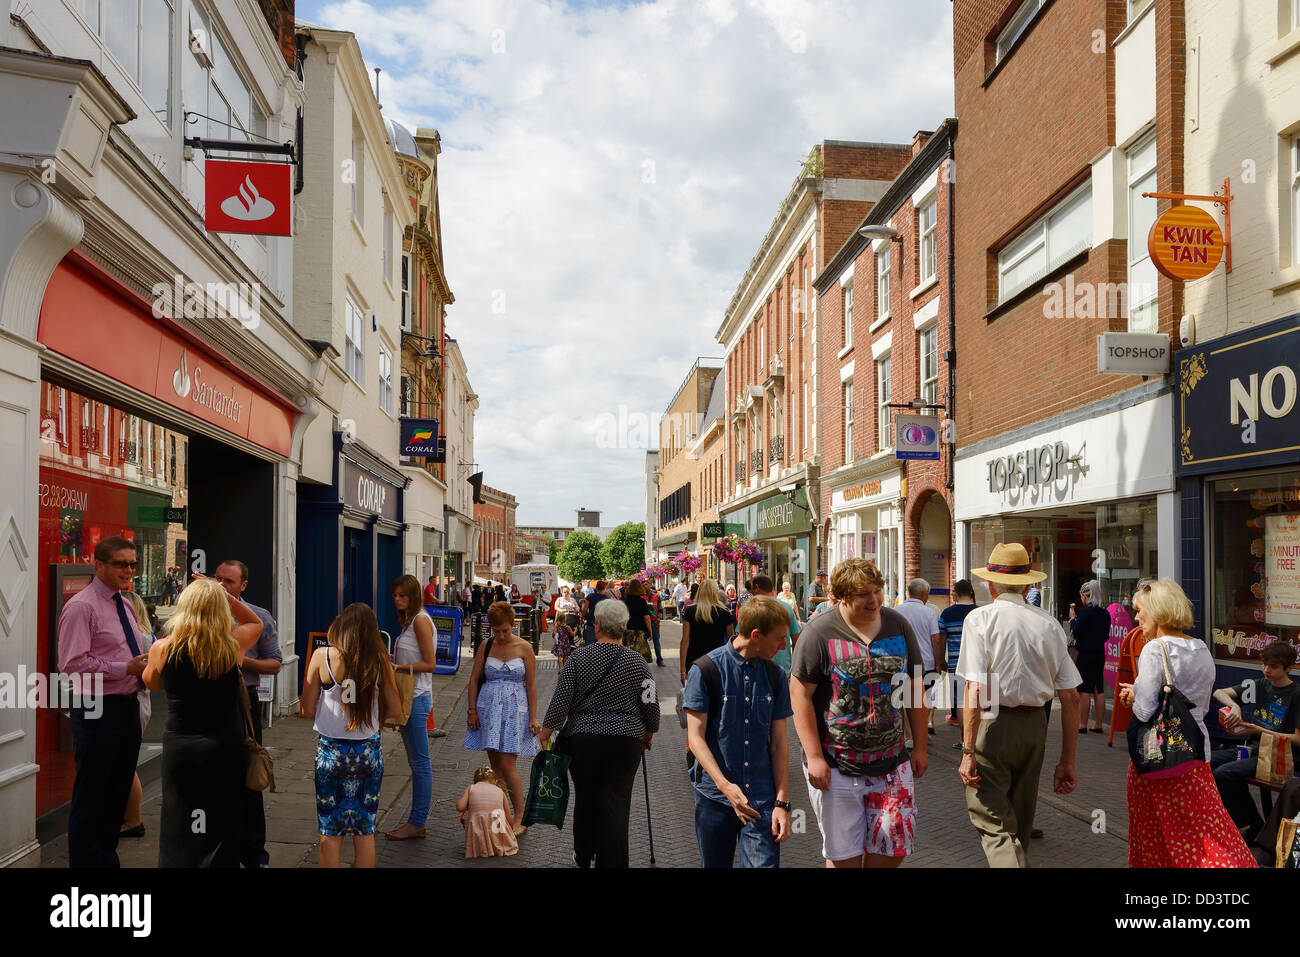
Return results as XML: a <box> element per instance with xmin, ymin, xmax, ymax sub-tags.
<box><xmin>33</xmin><ymin>252</ymin><xmax>296</xmax><ymax>821</ymax></box>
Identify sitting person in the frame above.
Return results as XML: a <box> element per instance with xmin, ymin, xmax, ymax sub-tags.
<box><xmin>1211</xmin><ymin>640</ymin><xmax>1300</xmax><ymax>843</ymax></box>
<box><xmin>1249</xmin><ymin>776</ymin><xmax>1300</xmax><ymax>867</ymax></box>
<box><xmin>455</xmin><ymin>767</ymin><xmax>519</xmax><ymax>859</ymax></box>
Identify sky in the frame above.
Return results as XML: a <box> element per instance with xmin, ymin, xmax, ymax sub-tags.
<box><xmin>297</xmin><ymin>0</ymin><xmax>955</xmax><ymax>526</ymax></box>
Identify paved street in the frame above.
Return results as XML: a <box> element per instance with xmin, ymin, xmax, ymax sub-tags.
<box><xmin>42</xmin><ymin>618</ymin><xmax>1133</xmax><ymax>868</ymax></box>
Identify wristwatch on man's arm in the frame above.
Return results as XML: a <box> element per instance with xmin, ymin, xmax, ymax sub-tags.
<box><xmin>773</xmin><ymin>800</ymin><xmax>791</xmax><ymax>811</ymax></box>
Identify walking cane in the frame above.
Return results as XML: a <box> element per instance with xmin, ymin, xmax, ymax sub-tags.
<box><xmin>641</xmin><ymin>751</ymin><xmax>656</xmax><ymax>865</ymax></box>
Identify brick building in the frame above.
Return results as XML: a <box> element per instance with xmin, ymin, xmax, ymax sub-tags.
<box><xmin>950</xmin><ymin>0</ymin><xmax>1182</xmax><ymax>615</ymax></box>
<box><xmin>716</xmin><ymin>141</ymin><xmax>913</xmax><ymax>602</ymax></box>
<box><xmin>814</xmin><ymin>121</ymin><xmax>957</xmax><ymax>606</ymax></box>
<box><xmin>651</xmin><ymin>358</ymin><xmax>722</xmax><ymax>569</ymax></box>
<box><xmin>474</xmin><ymin>484</ymin><xmax>517</xmax><ymax>581</ymax></box>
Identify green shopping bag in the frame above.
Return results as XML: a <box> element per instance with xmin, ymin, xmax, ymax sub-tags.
<box><xmin>523</xmin><ymin>743</ymin><xmax>572</xmax><ymax>829</ymax></box>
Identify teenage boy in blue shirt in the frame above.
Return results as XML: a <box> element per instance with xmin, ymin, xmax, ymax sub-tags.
<box><xmin>684</xmin><ymin>596</ymin><xmax>793</xmax><ymax>867</ymax></box>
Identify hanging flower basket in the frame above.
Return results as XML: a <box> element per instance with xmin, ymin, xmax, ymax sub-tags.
<box><xmin>711</xmin><ymin>533</ymin><xmax>762</xmax><ymax>567</ymax></box>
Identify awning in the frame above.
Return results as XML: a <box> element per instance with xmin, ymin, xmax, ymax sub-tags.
<box><xmin>654</xmin><ymin>530</ymin><xmax>692</xmax><ymax>547</ymax></box>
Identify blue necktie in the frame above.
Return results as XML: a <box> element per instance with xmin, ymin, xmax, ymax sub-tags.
<box><xmin>113</xmin><ymin>592</ymin><xmax>146</xmax><ymax>690</ymax></box>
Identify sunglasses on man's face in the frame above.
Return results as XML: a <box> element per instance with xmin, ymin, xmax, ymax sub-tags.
<box><xmin>107</xmin><ymin>560</ymin><xmax>138</xmax><ymax>569</ymax></box>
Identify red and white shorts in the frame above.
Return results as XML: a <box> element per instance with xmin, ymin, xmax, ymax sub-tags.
<box><xmin>804</xmin><ymin>761</ymin><xmax>916</xmax><ymax>861</ymax></box>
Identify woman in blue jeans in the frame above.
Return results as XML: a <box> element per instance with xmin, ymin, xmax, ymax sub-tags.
<box><xmin>388</xmin><ymin>575</ymin><xmax>436</xmax><ymax>840</ymax></box>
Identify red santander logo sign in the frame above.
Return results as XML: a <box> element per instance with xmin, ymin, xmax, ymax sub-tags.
<box><xmin>204</xmin><ymin>159</ymin><xmax>292</xmax><ymax>237</ymax></box>
<box><xmin>1147</xmin><ymin>205</ymin><xmax>1224</xmax><ymax>281</ymax></box>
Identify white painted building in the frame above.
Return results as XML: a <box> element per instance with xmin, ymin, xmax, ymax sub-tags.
<box><xmin>0</xmin><ymin>1</ymin><xmax>309</xmax><ymax>865</ymax></box>
<box><xmin>442</xmin><ymin>337</ymin><xmax>479</xmax><ymax>585</ymax></box>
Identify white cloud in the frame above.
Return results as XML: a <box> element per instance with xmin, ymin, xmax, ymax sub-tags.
<box><xmin>301</xmin><ymin>0</ymin><xmax>953</xmax><ymax>524</ymax></box>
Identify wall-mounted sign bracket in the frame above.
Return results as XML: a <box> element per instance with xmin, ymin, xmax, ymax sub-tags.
<box><xmin>1142</xmin><ymin>176</ymin><xmax>1233</xmax><ymax>273</ymax></box>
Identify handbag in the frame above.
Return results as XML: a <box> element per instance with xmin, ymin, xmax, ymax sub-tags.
<box><xmin>522</xmin><ymin>743</ymin><xmax>572</xmax><ymax>829</ymax></box>
<box><xmin>384</xmin><ymin>667</ymin><xmax>415</xmax><ymax>731</ymax></box>
<box><xmin>1126</xmin><ymin>638</ymin><xmax>1204</xmax><ymax>780</ymax></box>
<box><xmin>238</xmin><ymin>680</ymin><xmax>275</xmax><ymax>792</ymax></box>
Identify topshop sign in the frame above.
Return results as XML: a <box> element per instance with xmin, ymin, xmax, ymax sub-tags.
<box><xmin>985</xmin><ymin>441</ymin><xmax>1074</xmax><ymax>493</ymax></box>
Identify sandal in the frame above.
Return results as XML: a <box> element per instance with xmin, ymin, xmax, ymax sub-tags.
<box><xmin>384</xmin><ymin>824</ymin><xmax>426</xmax><ymax>840</ymax></box>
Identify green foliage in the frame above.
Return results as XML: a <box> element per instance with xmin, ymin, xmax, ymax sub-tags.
<box><xmin>601</xmin><ymin>522</ymin><xmax>646</xmax><ymax>578</ymax></box>
<box><xmin>556</xmin><ymin>530</ymin><xmax>605</xmax><ymax>581</ymax></box>
<box><xmin>548</xmin><ymin>536</ymin><xmax>560</xmax><ymax>564</ymax></box>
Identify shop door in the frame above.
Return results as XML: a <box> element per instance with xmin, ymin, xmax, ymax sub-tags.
<box><xmin>344</xmin><ymin>526</ymin><xmax>372</xmax><ymax>608</ymax></box>
<box><xmin>919</xmin><ymin>496</ymin><xmax>952</xmax><ymax>609</ymax></box>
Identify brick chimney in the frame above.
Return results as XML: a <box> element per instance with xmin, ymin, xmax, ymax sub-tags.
<box><xmin>912</xmin><ymin>130</ymin><xmax>933</xmax><ymax>157</ymax></box>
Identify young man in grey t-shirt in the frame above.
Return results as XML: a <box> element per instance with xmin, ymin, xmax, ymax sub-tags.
<box><xmin>789</xmin><ymin>559</ymin><xmax>928</xmax><ymax>868</ymax></box>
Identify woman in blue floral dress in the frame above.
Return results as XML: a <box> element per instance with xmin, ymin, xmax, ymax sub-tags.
<box><xmin>464</xmin><ymin>602</ymin><xmax>539</xmax><ymax>835</ymax></box>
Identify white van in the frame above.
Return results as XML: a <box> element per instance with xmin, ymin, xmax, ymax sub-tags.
<box><xmin>510</xmin><ymin>563</ymin><xmax>558</xmax><ymax>606</ymax></box>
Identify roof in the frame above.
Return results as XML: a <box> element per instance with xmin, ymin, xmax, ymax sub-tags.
<box><xmin>385</xmin><ymin>118</ymin><xmax>419</xmax><ymax>159</ymax></box>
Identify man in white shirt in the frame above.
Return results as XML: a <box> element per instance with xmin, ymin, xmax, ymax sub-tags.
<box><xmin>956</xmin><ymin>543</ymin><xmax>1081</xmax><ymax>868</ymax></box>
<box><xmin>672</xmin><ymin>579</ymin><xmax>689</xmax><ymax>620</ymax></box>
<box><xmin>896</xmin><ymin>579</ymin><xmax>944</xmax><ymax>734</ymax></box>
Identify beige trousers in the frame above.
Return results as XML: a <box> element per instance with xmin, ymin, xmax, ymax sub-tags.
<box><xmin>964</xmin><ymin>708</ymin><xmax>1048</xmax><ymax>868</ymax></box>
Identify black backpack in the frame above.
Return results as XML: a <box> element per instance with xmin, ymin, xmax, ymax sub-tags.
<box><xmin>685</xmin><ymin>653</ymin><xmax>783</xmax><ymax>776</ymax></box>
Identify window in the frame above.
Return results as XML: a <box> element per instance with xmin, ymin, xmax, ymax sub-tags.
<box><xmin>876</xmin><ymin>248</ymin><xmax>891</xmax><ymax>320</ymax></box>
<box><xmin>843</xmin><ymin>380</ymin><xmax>854</xmax><ymax>466</ymax></box>
<box><xmin>378</xmin><ymin>345</ymin><xmax>394</xmax><ymax>415</ymax></box>
<box><xmin>1292</xmin><ymin>136</ymin><xmax>1300</xmax><ymax>268</ymax></box>
<box><xmin>919</xmin><ymin>326</ymin><xmax>939</xmax><ymax>405</ymax></box>
<box><xmin>997</xmin><ymin>185</ymin><xmax>1092</xmax><ymax>304</ymax></box>
<box><xmin>345</xmin><ymin>296</ymin><xmax>365</xmax><ymax>386</ymax></box>
<box><xmin>995</xmin><ymin>0</ymin><xmax>1046</xmax><ymax>66</ymax></box>
<box><xmin>919</xmin><ymin>196</ymin><xmax>938</xmax><ymax>284</ymax></box>
<box><xmin>877</xmin><ymin>355</ymin><xmax>892</xmax><ymax>449</ymax></box>
<box><xmin>400</xmin><ymin>253</ymin><xmax>412</xmax><ymax>330</ymax></box>
<box><xmin>1128</xmin><ymin>0</ymin><xmax>1154</xmax><ymax>21</ymax></box>
<box><xmin>383</xmin><ymin>204</ymin><xmax>394</xmax><ymax>286</ymax></box>
<box><xmin>1127</xmin><ymin>136</ymin><xmax>1159</xmax><ymax>333</ymax></box>
<box><xmin>74</xmin><ymin>1</ymin><xmax>173</xmax><ymax>125</ymax></box>
<box><xmin>351</xmin><ymin>121</ymin><xmax>365</xmax><ymax>226</ymax></box>
<box><xmin>843</xmin><ymin>283</ymin><xmax>854</xmax><ymax>348</ymax></box>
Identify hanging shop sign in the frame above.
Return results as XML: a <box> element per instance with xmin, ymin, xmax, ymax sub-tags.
<box><xmin>400</xmin><ymin>417</ymin><xmax>445</xmax><ymax>460</ymax></box>
<box><xmin>1147</xmin><ymin>205</ymin><xmax>1224</xmax><ymax>281</ymax></box>
<box><xmin>1097</xmin><ymin>332</ymin><xmax>1170</xmax><ymax>375</ymax></box>
<box><xmin>701</xmin><ymin>522</ymin><xmax>746</xmax><ymax>543</ymax></box>
<box><xmin>895</xmin><ymin>414</ymin><xmax>941</xmax><ymax>461</ymax></box>
<box><xmin>204</xmin><ymin>159</ymin><xmax>293</xmax><ymax>237</ymax></box>
<box><xmin>1174</xmin><ymin>312</ymin><xmax>1300</xmax><ymax>476</ymax></box>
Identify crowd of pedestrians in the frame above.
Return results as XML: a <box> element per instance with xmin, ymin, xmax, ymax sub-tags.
<box><xmin>55</xmin><ymin>537</ymin><xmax>1297</xmax><ymax>870</ymax></box>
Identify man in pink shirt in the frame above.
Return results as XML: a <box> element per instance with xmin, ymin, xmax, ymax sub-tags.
<box><xmin>57</xmin><ymin>535</ymin><xmax>150</xmax><ymax>867</ymax></box>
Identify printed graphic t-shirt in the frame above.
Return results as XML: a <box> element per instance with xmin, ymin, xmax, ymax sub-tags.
<box><xmin>790</xmin><ymin>606</ymin><xmax>922</xmax><ymax>777</ymax></box>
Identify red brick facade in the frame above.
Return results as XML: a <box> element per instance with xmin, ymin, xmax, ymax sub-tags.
<box><xmin>474</xmin><ymin>484</ymin><xmax>517</xmax><ymax>577</ymax></box>
<box><xmin>952</xmin><ymin>0</ymin><xmax>1183</xmax><ymax>448</ymax></box>
<box><xmin>816</xmin><ymin>125</ymin><xmax>957</xmax><ymax>593</ymax></box>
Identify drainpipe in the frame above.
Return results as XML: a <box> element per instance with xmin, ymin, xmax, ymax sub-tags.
<box><xmin>944</xmin><ymin>127</ymin><xmax>957</xmax><ymax>492</ymax></box>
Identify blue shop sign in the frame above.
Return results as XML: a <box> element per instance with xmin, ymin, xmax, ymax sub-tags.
<box><xmin>1175</xmin><ymin>312</ymin><xmax>1300</xmax><ymax>476</ymax></box>
<box><xmin>400</xmin><ymin>417</ymin><xmax>445</xmax><ymax>461</ymax></box>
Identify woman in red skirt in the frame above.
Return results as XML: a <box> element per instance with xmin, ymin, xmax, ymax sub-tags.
<box><xmin>1118</xmin><ymin>579</ymin><xmax>1256</xmax><ymax>868</ymax></box>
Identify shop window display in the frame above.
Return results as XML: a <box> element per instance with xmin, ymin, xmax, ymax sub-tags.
<box><xmin>36</xmin><ymin>382</ymin><xmax>189</xmax><ymax>814</ymax></box>
<box><xmin>1210</xmin><ymin>471</ymin><xmax>1300</xmax><ymax>666</ymax></box>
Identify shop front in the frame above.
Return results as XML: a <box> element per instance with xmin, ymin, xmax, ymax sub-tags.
<box><xmin>828</xmin><ymin>470</ymin><xmax>905</xmax><ymax>605</ymax></box>
<box><xmin>298</xmin><ymin>440</ymin><xmax>408</xmax><ymax>659</ymax></box>
<box><xmin>1175</xmin><ymin>313</ymin><xmax>1300</xmax><ymax>686</ymax></box>
<box><xmin>33</xmin><ymin>254</ymin><xmax>296</xmax><ymax>824</ymax></box>
<box><xmin>721</xmin><ymin>486</ymin><xmax>813</xmax><ymax>605</ymax></box>
<box><xmin>954</xmin><ymin>388</ymin><xmax>1177</xmax><ymax>621</ymax></box>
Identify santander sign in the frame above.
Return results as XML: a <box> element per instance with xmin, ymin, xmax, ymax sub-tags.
<box><xmin>204</xmin><ymin>159</ymin><xmax>292</xmax><ymax>236</ymax></box>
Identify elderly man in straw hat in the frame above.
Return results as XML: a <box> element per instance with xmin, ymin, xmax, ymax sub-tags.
<box><xmin>955</xmin><ymin>543</ymin><xmax>1081</xmax><ymax>867</ymax></box>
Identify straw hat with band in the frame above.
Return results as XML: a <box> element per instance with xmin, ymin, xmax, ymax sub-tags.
<box><xmin>971</xmin><ymin>543</ymin><xmax>1047</xmax><ymax>585</ymax></box>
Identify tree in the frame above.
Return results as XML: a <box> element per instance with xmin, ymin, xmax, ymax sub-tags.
<box><xmin>601</xmin><ymin>522</ymin><xmax>645</xmax><ymax>578</ymax></box>
<box><xmin>556</xmin><ymin>529</ymin><xmax>605</xmax><ymax>581</ymax></box>
<box><xmin>548</xmin><ymin>536</ymin><xmax>560</xmax><ymax>564</ymax></box>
